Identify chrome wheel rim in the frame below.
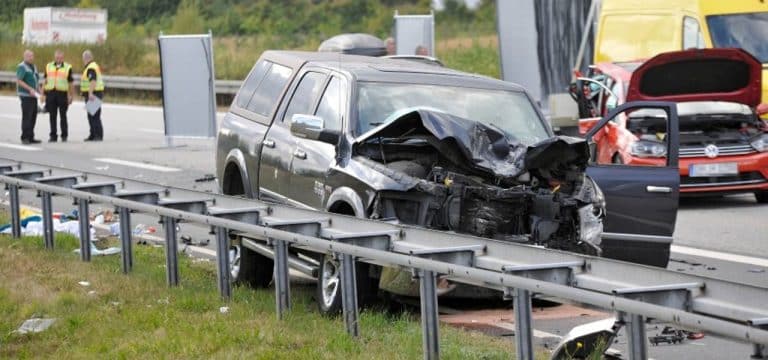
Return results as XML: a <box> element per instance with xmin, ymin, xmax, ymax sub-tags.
<box><xmin>229</xmin><ymin>245</ymin><xmax>241</xmax><ymax>281</ymax></box>
<box><xmin>320</xmin><ymin>255</ymin><xmax>340</xmax><ymax>308</ymax></box>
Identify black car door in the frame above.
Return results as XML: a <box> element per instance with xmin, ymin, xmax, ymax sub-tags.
<box><xmin>259</xmin><ymin>69</ymin><xmax>328</xmax><ymax>206</ymax></box>
<box><xmin>585</xmin><ymin>101</ymin><xmax>680</xmax><ymax>267</ymax></box>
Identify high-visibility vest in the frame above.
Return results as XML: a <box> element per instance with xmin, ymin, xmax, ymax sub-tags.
<box><xmin>80</xmin><ymin>61</ymin><xmax>105</xmax><ymax>92</ymax></box>
<box><xmin>44</xmin><ymin>62</ymin><xmax>72</xmax><ymax>91</ymax></box>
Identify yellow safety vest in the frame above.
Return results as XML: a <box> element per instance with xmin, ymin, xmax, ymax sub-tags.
<box><xmin>80</xmin><ymin>61</ymin><xmax>105</xmax><ymax>92</ymax></box>
<box><xmin>44</xmin><ymin>62</ymin><xmax>71</xmax><ymax>92</ymax></box>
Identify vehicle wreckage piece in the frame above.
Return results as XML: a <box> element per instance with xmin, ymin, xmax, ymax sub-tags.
<box><xmin>358</xmin><ymin>109</ymin><xmax>604</xmax><ymax>256</ymax></box>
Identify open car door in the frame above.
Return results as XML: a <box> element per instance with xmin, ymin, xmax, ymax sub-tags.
<box><xmin>586</xmin><ymin>101</ymin><xmax>679</xmax><ymax>268</ymax></box>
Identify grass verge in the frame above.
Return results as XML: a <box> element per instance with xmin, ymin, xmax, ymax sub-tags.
<box><xmin>0</xmin><ymin>218</ymin><xmax>518</xmax><ymax>359</ymax></box>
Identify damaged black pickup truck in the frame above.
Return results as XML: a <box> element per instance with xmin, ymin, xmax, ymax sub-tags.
<box><xmin>216</xmin><ymin>51</ymin><xmax>680</xmax><ymax>313</ymax></box>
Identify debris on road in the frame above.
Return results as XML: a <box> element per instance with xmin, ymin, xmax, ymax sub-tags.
<box><xmin>194</xmin><ymin>174</ymin><xmax>216</xmax><ymax>182</ymax></box>
<box><xmin>13</xmin><ymin>318</ymin><xmax>56</xmax><ymax>335</ymax></box>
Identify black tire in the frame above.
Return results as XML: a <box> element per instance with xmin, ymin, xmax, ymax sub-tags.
<box><xmin>316</xmin><ymin>253</ymin><xmax>378</xmax><ymax>315</ymax></box>
<box><xmin>755</xmin><ymin>191</ymin><xmax>768</xmax><ymax>204</ymax></box>
<box><xmin>232</xmin><ymin>242</ymin><xmax>273</xmax><ymax>288</ymax></box>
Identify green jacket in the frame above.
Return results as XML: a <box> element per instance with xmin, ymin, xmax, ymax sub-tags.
<box><xmin>16</xmin><ymin>61</ymin><xmax>39</xmax><ymax>97</ymax></box>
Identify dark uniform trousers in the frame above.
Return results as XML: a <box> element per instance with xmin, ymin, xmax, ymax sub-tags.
<box><xmin>46</xmin><ymin>90</ymin><xmax>69</xmax><ymax>140</ymax></box>
<box><xmin>20</xmin><ymin>97</ymin><xmax>38</xmax><ymax>141</ymax></box>
<box><xmin>85</xmin><ymin>92</ymin><xmax>104</xmax><ymax>139</ymax></box>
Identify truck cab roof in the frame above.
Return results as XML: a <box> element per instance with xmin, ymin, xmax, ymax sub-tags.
<box><xmin>260</xmin><ymin>50</ymin><xmax>525</xmax><ymax>92</ymax></box>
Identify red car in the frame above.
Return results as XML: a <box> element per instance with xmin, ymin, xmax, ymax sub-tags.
<box><xmin>571</xmin><ymin>48</ymin><xmax>768</xmax><ymax>202</ymax></box>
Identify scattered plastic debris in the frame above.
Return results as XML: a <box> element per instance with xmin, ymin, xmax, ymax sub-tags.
<box><xmin>78</xmin><ymin>281</ymin><xmax>90</xmax><ymax>287</ymax></box>
<box><xmin>181</xmin><ymin>235</ymin><xmax>209</xmax><ymax>247</ymax></box>
<box><xmin>748</xmin><ymin>268</ymin><xmax>766</xmax><ymax>273</ymax></box>
<box><xmin>219</xmin><ymin>306</ymin><xmax>230</xmax><ymax>314</ymax></box>
<box><xmin>158</xmin><ymin>298</ymin><xmax>170</xmax><ymax>305</ymax></box>
<box><xmin>110</xmin><ymin>301</ymin><xmax>121</xmax><ymax>307</ymax></box>
<box><xmin>14</xmin><ymin>318</ymin><xmax>56</xmax><ymax>334</ymax></box>
<box><xmin>74</xmin><ymin>243</ymin><xmax>121</xmax><ymax>256</ymax></box>
<box><xmin>87</xmin><ymin>290</ymin><xmax>96</xmax><ymax>296</ymax></box>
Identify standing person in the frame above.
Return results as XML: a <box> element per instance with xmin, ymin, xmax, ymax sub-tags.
<box><xmin>16</xmin><ymin>50</ymin><xmax>41</xmax><ymax>144</ymax></box>
<box><xmin>42</xmin><ymin>50</ymin><xmax>74</xmax><ymax>142</ymax></box>
<box><xmin>81</xmin><ymin>50</ymin><xmax>104</xmax><ymax>141</ymax></box>
<box><xmin>385</xmin><ymin>37</ymin><xmax>396</xmax><ymax>55</ymax></box>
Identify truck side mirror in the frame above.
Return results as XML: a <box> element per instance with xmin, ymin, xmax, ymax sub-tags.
<box><xmin>290</xmin><ymin>114</ymin><xmax>340</xmax><ymax>144</ymax></box>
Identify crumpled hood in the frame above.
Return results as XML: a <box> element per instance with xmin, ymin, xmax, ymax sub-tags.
<box><xmin>627</xmin><ymin>48</ymin><xmax>762</xmax><ymax>107</ymax></box>
<box><xmin>354</xmin><ymin>109</ymin><xmax>589</xmax><ymax>180</ymax></box>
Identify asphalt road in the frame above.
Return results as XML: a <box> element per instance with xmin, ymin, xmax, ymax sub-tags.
<box><xmin>1</xmin><ymin>95</ymin><xmax>766</xmax><ymax>359</ymax></box>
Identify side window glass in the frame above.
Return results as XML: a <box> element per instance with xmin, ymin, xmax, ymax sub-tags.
<box><xmin>315</xmin><ymin>77</ymin><xmax>346</xmax><ymax>132</ymax></box>
<box><xmin>283</xmin><ymin>72</ymin><xmax>326</xmax><ymax>122</ymax></box>
<box><xmin>235</xmin><ymin>60</ymin><xmax>269</xmax><ymax>109</ymax></box>
<box><xmin>590</xmin><ymin>107</ymin><xmax>668</xmax><ymax>167</ymax></box>
<box><xmin>247</xmin><ymin>63</ymin><xmax>292</xmax><ymax>116</ymax></box>
<box><xmin>683</xmin><ymin>17</ymin><xmax>705</xmax><ymax>50</ymax></box>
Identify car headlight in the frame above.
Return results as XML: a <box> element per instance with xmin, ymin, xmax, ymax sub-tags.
<box><xmin>751</xmin><ymin>133</ymin><xmax>768</xmax><ymax>152</ymax></box>
<box><xmin>578</xmin><ymin>204</ymin><xmax>603</xmax><ymax>250</ymax></box>
<box><xmin>630</xmin><ymin>140</ymin><xmax>667</xmax><ymax>158</ymax></box>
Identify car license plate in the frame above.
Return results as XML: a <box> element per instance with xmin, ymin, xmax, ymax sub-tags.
<box><xmin>689</xmin><ymin>162</ymin><xmax>738</xmax><ymax>177</ymax></box>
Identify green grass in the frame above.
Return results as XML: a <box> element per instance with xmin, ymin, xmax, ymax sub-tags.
<box><xmin>0</xmin><ymin>218</ymin><xmax>517</xmax><ymax>359</ymax></box>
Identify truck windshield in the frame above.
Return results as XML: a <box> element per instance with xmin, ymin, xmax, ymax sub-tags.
<box><xmin>356</xmin><ymin>83</ymin><xmax>549</xmax><ymax>145</ymax></box>
<box><xmin>707</xmin><ymin>12</ymin><xmax>768</xmax><ymax>63</ymax></box>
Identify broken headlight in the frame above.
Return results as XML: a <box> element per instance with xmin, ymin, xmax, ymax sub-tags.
<box><xmin>630</xmin><ymin>140</ymin><xmax>666</xmax><ymax>158</ymax></box>
<box><xmin>578</xmin><ymin>204</ymin><xmax>603</xmax><ymax>250</ymax></box>
<box><xmin>750</xmin><ymin>133</ymin><xmax>768</xmax><ymax>152</ymax></box>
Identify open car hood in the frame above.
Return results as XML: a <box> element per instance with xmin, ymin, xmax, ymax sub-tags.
<box><xmin>354</xmin><ymin>109</ymin><xmax>590</xmax><ymax>180</ymax></box>
<box><xmin>627</xmin><ymin>48</ymin><xmax>762</xmax><ymax>107</ymax></box>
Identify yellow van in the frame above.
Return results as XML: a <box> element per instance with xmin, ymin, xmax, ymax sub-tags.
<box><xmin>595</xmin><ymin>0</ymin><xmax>768</xmax><ymax>112</ymax></box>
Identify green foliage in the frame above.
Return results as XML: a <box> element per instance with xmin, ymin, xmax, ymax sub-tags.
<box><xmin>169</xmin><ymin>0</ymin><xmax>205</xmax><ymax>35</ymax></box>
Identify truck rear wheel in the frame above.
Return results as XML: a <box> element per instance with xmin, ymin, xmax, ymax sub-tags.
<box><xmin>755</xmin><ymin>191</ymin><xmax>768</xmax><ymax>204</ymax></box>
<box><xmin>231</xmin><ymin>242</ymin><xmax>273</xmax><ymax>288</ymax></box>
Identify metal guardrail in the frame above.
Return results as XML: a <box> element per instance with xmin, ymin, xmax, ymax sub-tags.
<box><xmin>0</xmin><ymin>71</ymin><xmax>241</xmax><ymax>95</ymax></box>
<box><xmin>2</xmin><ymin>158</ymin><xmax>768</xmax><ymax>360</ymax></box>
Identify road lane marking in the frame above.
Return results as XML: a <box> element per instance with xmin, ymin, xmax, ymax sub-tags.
<box><xmin>672</xmin><ymin>245</ymin><xmax>768</xmax><ymax>268</ymax></box>
<box><xmin>0</xmin><ymin>142</ymin><xmax>43</xmax><ymax>151</ymax></box>
<box><xmin>93</xmin><ymin>158</ymin><xmax>180</xmax><ymax>172</ymax></box>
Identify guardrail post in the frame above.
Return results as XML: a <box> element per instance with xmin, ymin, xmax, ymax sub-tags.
<box><xmin>77</xmin><ymin>199</ymin><xmax>91</xmax><ymax>261</ymax></box>
<box><xmin>513</xmin><ymin>288</ymin><xmax>534</xmax><ymax>360</ymax></box>
<box><xmin>753</xmin><ymin>344</ymin><xmax>766</xmax><ymax>359</ymax></box>
<box><xmin>340</xmin><ymin>253</ymin><xmax>360</xmax><ymax>337</ymax></box>
<box><xmin>273</xmin><ymin>239</ymin><xmax>290</xmax><ymax>319</ymax></box>
<box><xmin>118</xmin><ymin>207</ymin><xmax>133</xmax><ymax>273</ymax></box>
<box><xmin>418</xmin><ymin>269</ymin><xmax>440</xmax><ymax>360</ymax></box>
<box><xmin>9</xmin><ymin>184</ymin><xmax>21</xmax><ymax>238</ymax></box>
<box><xmin>624</xmin><ymin>313</ymin><xmax>647</xmax><ymax>360</ymax></box>
<box><xmin>41</xmin><ymin>191</ymin><xmax>54</xmax><ymax>249</ymax></box>
<box><xmin>750</xmin><ymin>318</ymin><xmax>768</xmax><ymax>359</ymax></box>
<box><xmin>163</xmin><ymin>216</ymin><xmax>179</xmax><ymax>286</ymax></box>
<box><xmin>215</xmin><ymin>226</ymin><xmax>232</xmax><ymax>300</ymax></box>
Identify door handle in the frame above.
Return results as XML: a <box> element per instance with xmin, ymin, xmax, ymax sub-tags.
<box><xmin>646</xmin><ymin>185</ymin><xmax>672</xmax><ymax>193</ymax></box>
<box><xmin>263</xmin><ymin>139</ymin><xmax>275</xmax><ymax>148</ymax></box>
<box><xmin>293</xmin><ymin>149</ymin><xmax>307</xmax><ymax>160</ymax></box>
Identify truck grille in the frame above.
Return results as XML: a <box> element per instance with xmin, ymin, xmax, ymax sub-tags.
<box><xmin>679</xmin><ymin>144</ymin><xmax>756</xmax><ymax>158</ymax></box>
<box><xmin>681</xmin><ymin>171</ymin><xmax>766</xmax><ymax>188</ymax></box>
